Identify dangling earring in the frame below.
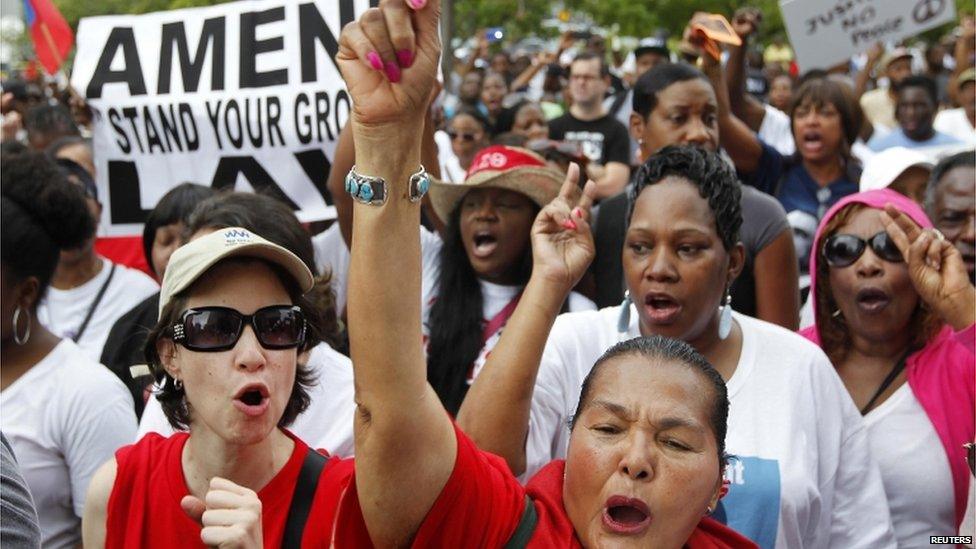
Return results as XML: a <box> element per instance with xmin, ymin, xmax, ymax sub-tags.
<box><xmin>173</xmin><ymin>378</ymin><xmax>183</xmax><ymax>391</ymax></box>
<box><xmin>717</xmin><ymin>287</ymin><xmax>732</xmax><ymax>340</ymax></box>
<box><xmin>12</xmin><ymin>305</ymin><xmax>31</xmax><ymax>346</ymax></box>
<box><xmin>831</xmin><ymin>309</ymin><xmax>842</xmax><ymax>318</ymax></box>
<box><xmin>617</xmin><ymin>290</ymin><xmax>632</xmax><ymax>333</ymax></box>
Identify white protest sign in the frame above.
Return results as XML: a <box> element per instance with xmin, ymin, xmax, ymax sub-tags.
<box><xmin>71</xmin><ymin>0</ymin><xmax>376</xmax><ymax>237</ymax></box>
<box><xmin>780</xmin><ymin>0</ymin><xmax>957</xmax><ymax>70</ymax></box>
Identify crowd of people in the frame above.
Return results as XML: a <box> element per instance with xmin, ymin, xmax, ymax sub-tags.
<box><xmin>0</xmin><ymin>0</ymin><xmax>974</xmax><ymax>548</ymax></box>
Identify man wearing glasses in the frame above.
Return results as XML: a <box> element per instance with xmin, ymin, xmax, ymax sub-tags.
<box><xmin>547</xmin><ymin>52</ymin><xmax>631</xmax><ymax>199</ymax></box>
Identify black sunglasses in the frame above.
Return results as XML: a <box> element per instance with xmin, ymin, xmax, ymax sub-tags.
<box><xmin>822</xmin><ymin>231</ymin><xmax>903</xmax><ymax>268</ymax></box>
<box><xmin>447</xmin><ymin>131</ymin><xmax>479</xmax><ymax>142</ymax></box>
<box><xmin>172</xmin><ymin>305</ymin><xmax>306</xmax><ymax>352</ymax></box>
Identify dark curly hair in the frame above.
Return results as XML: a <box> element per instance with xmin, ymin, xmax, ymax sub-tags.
<box><xmin>628</xmin><ymin>145</ymin><xmax>742</xmax><ymax>250</ymax></box>
<box><xmin>1</xmin><ymin>151</ymin><xmax>95</xmax><ymax>300</ymax></box>
<box><xmin>571</xmin><ymin>335</ymin><xmax>730</xmax><ymax>470</ymax></box>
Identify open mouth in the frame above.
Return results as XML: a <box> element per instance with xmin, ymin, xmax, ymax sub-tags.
<box><xmin>800</xmin><ymin>130</ymin><xmax>824</xmax><ymax>154</ymax></box>
<box><xmin>855</xmin><ymin>287</ymin><xmax>891</xmax><ymax>314</ymax></box>
<box><xmin>471</xmin><ymin>231</ymin><xmax>499</xmax><ymax>258</ymax></box>
<box><xmin>643</xmin><ymin>292</ymin><xmax>681</xmax><ymax>324</ymax></box>
<box><xmin>233</xmin><ymin>384</ymin><xmax>270</xmax><ymax>417</ymax></box>
<box><xmin>602</xmin><ymin>496</ymin><xmax>652</xmax><ymax>535</ymax></box>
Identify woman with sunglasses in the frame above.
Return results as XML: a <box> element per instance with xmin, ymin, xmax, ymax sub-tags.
<box><xmin>460</xmin><ymin>145</ymin><xmax>897</xmax><ymax>547</ymax></box>
<box><xmin>436</xmin><ymin>106</ymin><xmax>490</xmax><ymax>183</ymax></box>
<box><xmin>2</xmin><ymin>152</ymin><xmax>137</xmax><ymax>549</ymax></box>
<box><xmin>83</xmin><ymin>226</ymin><xmax>380</xmax><ymax>548</ymax></box>
<box><xmin>800</xmin><ymin>188</ymin><xmax>975</xmax><ymax>545</ymax></box>
<box><xmin>134</xmin><ymin>191</ymin><xmax>356</xmax><ymax>459</ymax></box>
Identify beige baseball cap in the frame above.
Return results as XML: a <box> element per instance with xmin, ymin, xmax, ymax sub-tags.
<box><xmin>158</xmin><ymin>227</ymin><xmax>314</xmax><ymax>318</ymax></box>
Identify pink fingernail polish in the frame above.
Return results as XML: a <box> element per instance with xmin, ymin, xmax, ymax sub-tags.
<box><xmin>366</xmin><ymin>51</ymin><xmax>383</xmax><ymax>71</ymax></box>
<box><xmin>408</xmin><ymin>0</ymin><xmax>426</xmax><ymax>8</ymax></box>
<box><xmin>396</xmin><ymin>49</ymin><xmax>414</xmax><ymax>68</ymax></box>
<box><xmin>572</xmin><ymin>207</ymin><xmax>582</xmax><ymax>218</ymax></box>
<box><xmin>384</xmin><ymin>61</ymin><xmax>402</xmax><ymax>83</ymax></box>
<box><xmin>562</xmin><ymin>219</ymin><xmax>578</xmax><ymax>231</ymax></box>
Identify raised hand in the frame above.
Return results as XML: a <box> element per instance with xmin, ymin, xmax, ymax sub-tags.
<box><xmin>881</xmin><ymin>204</ymin><xmax>976</xmax><ymax>330</ymax></box>
<box><xmin>732</xmin><ymin>8</ymin><xmax>762</xmax><ymax>40</ymax></box>
<box><xmin>336</xmin><ymin>0</ymin><xmax>441</xmax><ymax>129</ymax></box>
<box><xmin>530</xmin><ymin>163</ymin><xmax>597</xmax><ymax>291</ymax></box>
<box><xmin>181</xmin><ymin>477</ymin><xmax>263</xmax><ymax>549</ymax></box>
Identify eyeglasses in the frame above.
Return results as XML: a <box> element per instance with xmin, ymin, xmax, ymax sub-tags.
<box><xmin>822</xmin><ymin>231</ymin><xmax>903</xmax><ymax>268</ymax></box>
<box><xmin>172</xmin><ymin>305</ymin><xmax>306</xmax><ymax>352</ymax></box>
<box><xmin>448</xmin><ymin>131</ymin><xmax>480</xmax><ymax>142</ymax></box>
<box><xmin>965</xmin><ymin>443</ymin><xmax>975</xmax><ymax>476</ymax></box>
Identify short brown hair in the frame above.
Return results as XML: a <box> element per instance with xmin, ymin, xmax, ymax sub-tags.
<box><xmin>789</xmin><ymin>78</ymin><xmax>862</xmax><ymax>154</ymax></box>
<box><xmin>814</xmin><ymin>203</ymin><xmax>941</xmax><ymax>364</ymax></box>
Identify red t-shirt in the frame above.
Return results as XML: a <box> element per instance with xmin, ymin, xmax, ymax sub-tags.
<box><xmin>106</xmin><ymin>431</ymin><xmax>371</xmax><ymax>548</ymax></box>
<box><xmin>385</xmin><ymin>425</ymin><xmax>758</xmax><ymax>548</ymax></box>
<box><xmin>109</xmin><ymin>426</ymin><xmax>756</xmax><ymax>548</ymax></box>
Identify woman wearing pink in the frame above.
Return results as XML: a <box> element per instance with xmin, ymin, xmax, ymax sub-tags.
<box><xmin>800</xmin><ymin>188</ymin><xmax>975</xmax><ymax>546</ymax></box>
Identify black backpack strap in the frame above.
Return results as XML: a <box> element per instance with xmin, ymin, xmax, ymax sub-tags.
<box><xmin>281</xmin><ymin>448</ymin><xmax>330</xmax><ymax>548</ymax></box>
<box><xmin>502</xmin><ymin>495</ymin><xmax>538</xmax><ymax>549</ymax></box>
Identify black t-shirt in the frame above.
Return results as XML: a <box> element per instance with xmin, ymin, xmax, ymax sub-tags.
<box><xmin>548</xmin><ymin>112</ymin><xmax>630</xmax><ymax>167</ymax></box>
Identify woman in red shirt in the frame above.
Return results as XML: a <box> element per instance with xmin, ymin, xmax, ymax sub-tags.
<box><xmin>334</xmin><ymin>1</ymin><xmax>755</xmax><ymax>547</ymax></box>
<box><xmin>83</xmin><ymin>2</ymin><xmax>756</xmax><ymax>547</ymax></box>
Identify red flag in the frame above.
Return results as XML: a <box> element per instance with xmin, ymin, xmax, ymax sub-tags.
<box><xmin>23</xmin><ymin>0</ymin><xmax>73</xmax><ymax>75</ymax></box>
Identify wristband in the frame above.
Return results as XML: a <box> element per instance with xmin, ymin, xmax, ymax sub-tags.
<box><xmin>345</xmin><ymin>165</ymin><xmax>430</xmax><ymax>205</ymax></box>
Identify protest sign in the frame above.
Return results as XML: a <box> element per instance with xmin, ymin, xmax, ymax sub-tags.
<box><xmin>780</xmin><ymin>0</ymin><xmax>957</xmax><ymax>70</ymax></box>
<box><xmin>71</xmin><ymin>0</ymin><xmax>376</xmax><ymax>236</ymax></box>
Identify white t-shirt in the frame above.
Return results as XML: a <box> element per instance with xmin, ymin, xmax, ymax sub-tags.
<box><xmin>526</xmin><ymin>305</ymin><xmax>895</xmax><ymax>549</ymax></box>
<box><xmin>312</xmin><ymin>224</ymin><xmax>350</xmax><ymax>313</ymax></box>
<box><xmin>759</xmin><ymin>104</ymin><xmax>797</xmax><ymax>157</ymax></box>
<box><xmin>864</xmin><ymin>384</ymin><xmax>955</xmax><ymax>548</ymax></box>
<box><xmin>137</xmin><ymin>341</ymin><xmax>357</xmax><ymax>457</ymax></box>
<box><xmin>0</xmin><ymin>339</ymin><xmax>137</xmax><ymax>549</ymax></box>
<box><xmin>37</xmin><ymin>258</ymin><xmax>159</xmax><ymax>361</ymax></box>
<box><xmin>433</xmin><ymin>129</ymin><xmax>467</xmax><ymax>184</ymax></box>
<box><xmin>934</xmin><ymin>108</ymin><xmax>976</xmax><ymax>146</ymax></box>
<box><xmin>419</xmin><ymin>228</ymin><xmax>596</xmax><ymax>382</ymax></box>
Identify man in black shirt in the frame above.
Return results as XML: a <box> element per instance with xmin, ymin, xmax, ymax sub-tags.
<box><xmin>549</xmin><ymin>52</ymin><xmax>631</xmax><ymax>199</ymax></box>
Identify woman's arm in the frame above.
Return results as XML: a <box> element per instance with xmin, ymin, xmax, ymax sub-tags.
<box><xmin>753</xmin><ymin>229</ymin><xmax>800</xmax><ymax>330</ymax></box>
<box><xmin>725</xmin><ymin>8</ymin><xmax>767</xmax><ymax>132</ymax></box>
<box><xmin>337</xmin><ymin>2</ymin><xmax>457</xmax><ymax>546</ymax></box>
<box><xmin>82</xmin><ymin>458</ymin><xmax>117</xmax><ymax>548</ymax></box>
<box><xmin>327</xmin><ymin>90</ymin><xmax>443</xmax><ymax>248</ymax></box>
<box><xmin>457</xmin><ymin>165</ymin><xmax>596</xmax><ymax>476</ymax></box>
<box><xmin>694</xmin><ymin>36</ymin><xmax>764</xmax><ymax>174</ymax></box>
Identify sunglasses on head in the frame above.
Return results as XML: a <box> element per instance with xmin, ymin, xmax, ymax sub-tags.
<box><xmin>172</xmin><ymin>305</ymin><xmax>306</xmax><ymax>352</ymax></box>
<box><xmin>822</xmin><ymin>231</ymin><xmax>903</xmax><ymax>268</ymax></box>
<box><xmin>447</xmin><ymin>131</ymin><xmax>479</xmax><ymax>142</ymax></box>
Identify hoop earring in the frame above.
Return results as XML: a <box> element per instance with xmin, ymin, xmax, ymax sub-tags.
<box><xmin>717</xmin><ymin>287</ymin><xmax>733</xmax><ymax>340</ymax></box>
<box><xmin>12</xmin><ymin>306</ymin><xmax>31</xmax><ymax>346</ymax></box>
<box><xmin>173</xmin><ymin>378</ymin><xmax>183</xmax><ymax>391</ymax></box>
<box><xmin>617</xmin><ymin>290</ymin><xmax>632</xmax><ymax>333</ymax></box>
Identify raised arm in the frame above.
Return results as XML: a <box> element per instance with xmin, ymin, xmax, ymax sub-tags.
<box><xmin>327</xmin><ymin>88</ymin><xmax>444</xmax><ymax>249</ymax></box>
<box><xmin>337</xmin><ymin>2</ymin><xmax>456</xmax><ymax>545</ymax></box>
<box><xmin>457</xmin><ymin>165</ymin><xmax>596</xmax><ymax>475</ymax></box>
<box><xmin>725</xmin><ymin>8</ymin><xmax>767</xmax><ymax>132</ymax></box>
<box><xmin>694</xmin><ymin>35</ymin><xmax>764</xmax><ymax>174</ymax></box>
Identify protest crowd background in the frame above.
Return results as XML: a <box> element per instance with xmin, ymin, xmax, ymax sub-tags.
<box><xmin>0</xmin><ymin>0</ymin><xmax>975</xmax><ymax>547</ymax></box>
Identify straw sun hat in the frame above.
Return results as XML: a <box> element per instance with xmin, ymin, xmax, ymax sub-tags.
<box><xmin>429</xmin><ymin>145</ymin><xmax>566</xmax><ymax>221</ymax></box>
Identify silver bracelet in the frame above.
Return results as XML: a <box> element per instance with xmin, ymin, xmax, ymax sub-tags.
<box><xmin>345</xmin><ymin>165</ymin><xmax>429</xmax><ymax>206</ymax></box>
